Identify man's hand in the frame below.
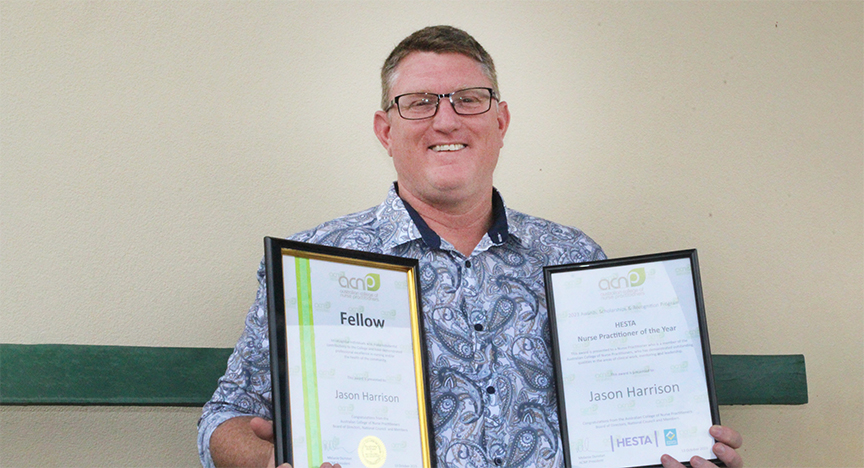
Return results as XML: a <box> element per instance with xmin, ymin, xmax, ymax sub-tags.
<box><xmin>210</xmin><ymin>416</ymin><xmax>277</xmax><ymax>468</ymax></box>
<box><xmin>248</xmin><ymin>417</ymin><xmax>280</xmax><ymax>468</ymax></box>
<box><xmin>661</xmin><ymin>425</ymin><xmax>743</xmax><ymax>468</ymax></box>
<box><xmin>245</xmin><ymin>417</ymin><xmax>341</xmax><ymax>468</ymax></box>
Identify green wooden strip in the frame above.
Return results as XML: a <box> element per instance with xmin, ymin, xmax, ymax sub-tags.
<box><xmin>0</xmin><ymin>344</ymin><xmax>232</xmax><ymax>405</ymax></box>
<box><xmin>0</xmin><ymin>344</ymin><xmax>807</xmax><ymax>406</ymax></box>
<box><xmin>712</xmin><ymin>354</ymin><xmax>807</xmax><ymax>405</ymax></box>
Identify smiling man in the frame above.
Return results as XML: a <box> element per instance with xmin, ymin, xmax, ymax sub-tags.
<box><xmin>373</xmin><ymin>50</ymin><xmax>509</xmax><ymax>257</ymax></box>
<box><xmin>198</xmin><ymin>26</ymin><xmax>743</xmax><ymax>468</ymax></box>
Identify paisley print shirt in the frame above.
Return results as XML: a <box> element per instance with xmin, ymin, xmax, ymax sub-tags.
<box><xmin>198</xmin><ymin>185</ymin><xmax>605</xmax><ymax>467</ymax></box>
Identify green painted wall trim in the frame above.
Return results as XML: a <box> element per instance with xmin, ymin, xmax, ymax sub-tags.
<box><xmin>0</xmin><ymin>344</ymin><xmax>232</xmax><ymax>406</ymax></box>
<box><xmin>0</xmin><ymin>344</ymin><xmax>807</xmax><ymax>406</ymax></box>
<box><xmin>712</xmin><ymin>354</ymin><xmax>808</xmax><ymax>405</ymax></box>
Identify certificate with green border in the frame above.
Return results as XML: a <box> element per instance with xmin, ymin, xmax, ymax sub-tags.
<box><xmin>265</xmin><ymin>237</ymin><xmax>434</xmax><ymax>468</ymax></box>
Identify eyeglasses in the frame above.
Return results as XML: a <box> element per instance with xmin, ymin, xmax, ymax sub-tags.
<box><xmin>386</xmin><ymin>87</ymin><xmax>498</xmax><ymax>120</ymax></box>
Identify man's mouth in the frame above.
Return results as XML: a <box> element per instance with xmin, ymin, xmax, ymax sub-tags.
<box><xmin>430</xmin><ymin>144</ymin><xmax>466</xmax><ymax>152</ymax></box>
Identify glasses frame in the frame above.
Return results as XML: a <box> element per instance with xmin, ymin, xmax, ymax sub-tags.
<box><xmin>387</xmin><ymin>87</ymin><xmax>499</xmax><ymax>120</ymax></box>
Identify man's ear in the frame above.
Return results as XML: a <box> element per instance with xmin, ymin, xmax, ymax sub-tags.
<box><xmin>496</xmin><ymin>100</ymin><xmax>511</xmax><ymax>144</ymax></box>
<box><xmin>373</xmin><ymin>110</ymin><xmax>393</xmax><ymax>154</ymax></box>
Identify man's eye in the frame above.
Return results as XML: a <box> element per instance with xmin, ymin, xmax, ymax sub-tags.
<box><xmin>410</xmin><ymin>98</ymin><xmax>435</xmax><ymax>108</ymax></box>
<box><xmin>458</xmin><ymin>96</ymin><xmax>480</xmax><ymax>104</ymax></box>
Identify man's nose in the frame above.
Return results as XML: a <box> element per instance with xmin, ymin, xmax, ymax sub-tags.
<box><xmin>431</xmin><ymin>98</ymin><xmax>461</xmax><ymax>131</ymax></box>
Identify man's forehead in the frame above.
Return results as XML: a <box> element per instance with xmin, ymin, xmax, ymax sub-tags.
<box><xmin>390</xmin><ymin>51</ymin><xmax>491</xmax><ymax>94</ymax></box>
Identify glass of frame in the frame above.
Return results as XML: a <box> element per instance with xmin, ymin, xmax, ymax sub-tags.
<box><xmin>544</xmin><ymin>249</ymin><xmax>722</xmax><ymax>468</ymax></box>
<box><xmin>265</xmin><ymin>237</ymin><xmax>434</xmax><ymax>468</ymax></box>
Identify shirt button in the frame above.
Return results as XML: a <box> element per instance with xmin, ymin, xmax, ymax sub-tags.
<box><xmin>494</xmin><ymin>457</ymin><xmax>503</xmax><ymax>466</ymax></box>
<box><xmin>464</xmin><ymin>260</ymin><xmax>471</xmax><ymax>268</ymax></box>
<box><xmin>486</xmin><ymin>386</ymin><xmax>496</xmax><ymax>394</ymax></box>
<box><xmin>474</xmin><ymin>323</ymin><xmax>484</xmax><ymax>332</ymax></box>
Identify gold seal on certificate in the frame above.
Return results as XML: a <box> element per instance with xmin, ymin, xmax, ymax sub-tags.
<box><xmin>544</xmin><ymin>250</ymin><xmax>722</xmax><ymax>468</ymax></box>
<box><xmin>264</xmin><ymin>237</ymin><xmax>434</xmax><ymax>468</ymax></box>
<box><xmin>357</xmin><ymin>435</ymin><xmax>386</xmax><ymax>468</ymax></box>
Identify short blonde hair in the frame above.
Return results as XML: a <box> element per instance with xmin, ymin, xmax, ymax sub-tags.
<box><xmin>380</xmin><ymin>25</ymin><xmax>499</xmax><ymax>110</ymax></box>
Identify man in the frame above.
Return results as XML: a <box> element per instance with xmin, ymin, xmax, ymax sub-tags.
<box><xmin>198</xmin><ymin>26</ymin><xmax>743</xmax><ymax>468</ymax></box>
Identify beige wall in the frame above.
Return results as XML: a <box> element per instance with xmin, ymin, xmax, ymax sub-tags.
<box><xmin>1</xmin><ymin>1</ymin><xmax>861</xmax><ymax>466</ymax></box>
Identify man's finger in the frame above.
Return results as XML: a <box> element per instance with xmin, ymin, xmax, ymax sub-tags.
<box><xmin>660</xmin><ymin>454</ymin><xmax>686</xmax><ymax>468</ymax></box>
<box><xmin>249</xmin><ymin>416</ymin><xmax>275</xmax><ymax>442</ymax></box>
<box><xmin>712</xmin><ymin>442</ymin><xmax>744</xmax><ymax>468</ymax></box>
<box><xmin>709</xmin><ymin>425</ymin><xmax>743</xmax><ymax>449</ymax></box>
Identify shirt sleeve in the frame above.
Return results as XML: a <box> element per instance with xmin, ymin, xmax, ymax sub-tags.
<box><xmin>197</xmin><ymin>259</ymin><xmax>273</xmax><ymax>468</ymax></box>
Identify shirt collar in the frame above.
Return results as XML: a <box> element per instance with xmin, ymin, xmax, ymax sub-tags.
<box><xmin>392</xmin><ymin>182</ymin><xmax>510</xmax><ymax>251</ymax></box>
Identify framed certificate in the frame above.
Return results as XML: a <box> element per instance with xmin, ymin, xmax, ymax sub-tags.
<box><xmin>544</xmin><ymin>250</ymin><xmax>722</xmax><ymax>468</ymax></box>
<box><xmin>265</xmin><ymin>237</ymin><xmax>434</xmax><ymax>468</ymax></box>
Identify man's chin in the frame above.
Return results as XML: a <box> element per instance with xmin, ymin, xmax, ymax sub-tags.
<box><xmin>425</xmin><ymin>183</ymin><xmax>491</xmax><ymax>205</ymax></box>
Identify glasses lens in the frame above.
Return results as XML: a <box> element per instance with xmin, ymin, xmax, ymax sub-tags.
<box><xmin>397</xmin><ymin>93</ymin><xmax>438</xmax><ymax>119</ymax></box>
<box><xmin>452</xmin><ymin>88</ymin><xmax>492</xmax><ymax>115</ymax></box>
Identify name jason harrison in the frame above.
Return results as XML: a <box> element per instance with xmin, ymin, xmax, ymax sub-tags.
<box><xmin>335</xmin><ymin>390</ymin><xmax>400</xmax><ymax>403</ymax></box>
<box><xmin>589</xmin><ymin>383</ymin><xmax>680</xmax><ymax>402</ymax></box>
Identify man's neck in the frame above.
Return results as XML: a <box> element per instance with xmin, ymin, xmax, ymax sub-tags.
<box><xmin>398</xmin><ymin>187</ymin><xmax>493</xmax><ymax>257</ymax></box>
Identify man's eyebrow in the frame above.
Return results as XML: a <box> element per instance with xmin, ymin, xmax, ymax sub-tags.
<box><xmin>401</xmin><ymin>86</ymin><xmax>486</xmax><ymax>95</ymax></box>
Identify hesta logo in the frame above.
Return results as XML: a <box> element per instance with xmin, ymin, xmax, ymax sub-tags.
<box><xmin>339</xmin><ymin>273</ymin><xmax>381</xmax><ymax>292</ymax></box>
<box><xmin>598</xmin><ymin>267</ymin><xmax>646</xmax><ymax>290</ymax></box>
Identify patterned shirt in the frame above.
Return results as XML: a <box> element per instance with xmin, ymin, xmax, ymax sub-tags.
<box><xmin>198</xmin><ymin>185</ymin><xmax>605</xmax><ymax>468</ymax></box>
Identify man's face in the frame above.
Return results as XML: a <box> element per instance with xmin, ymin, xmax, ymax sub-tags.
<box><xmin>374</xmin><ymin>52</ymin><xmax>510</xmax><ymax>208</ymax></box>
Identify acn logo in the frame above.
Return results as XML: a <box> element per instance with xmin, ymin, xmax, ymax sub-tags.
<box><xmin>599</xmin><ymin>268</ymin><xmax>646</xmax><ymax>290</ymax></box>
<box><xmin>339</xmin><ymin>273</ymin><xmax>380</xmax><ymax>291</ymax></box>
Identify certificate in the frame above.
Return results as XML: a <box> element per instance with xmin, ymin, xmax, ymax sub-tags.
<box><xmin>265</xmin><ymin>237</ymin><xmax>434</xmax><ymax>468</ymax></box>
<box><xmin>544</xmin><ymin>250</ymin><xmax>722</xmax><ymax>468</ymax></box>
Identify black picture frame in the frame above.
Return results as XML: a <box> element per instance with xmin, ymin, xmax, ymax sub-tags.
<box><xmin>265</xmin><ymin>237</ymin><xmax>435</xmax><ymax>468</ymax></box>
<box><xmin>544</xmin><ymin>249</ymin><xmax>723</xmax><ymax>468</ymax></box>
